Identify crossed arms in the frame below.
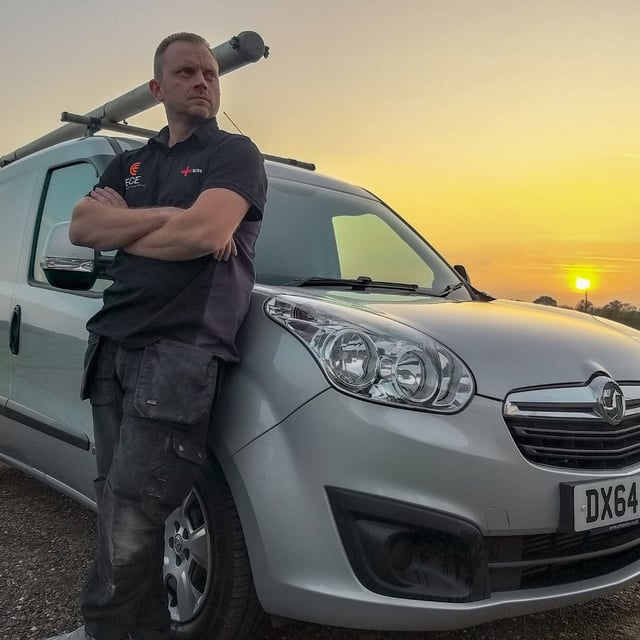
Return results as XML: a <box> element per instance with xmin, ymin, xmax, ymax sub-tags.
<box><xmin>69</xmin><ymin>186</ymin><xmax>250</xmax><ymax>261</ymax></box>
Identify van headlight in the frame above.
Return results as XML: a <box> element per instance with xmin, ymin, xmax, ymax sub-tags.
<box><xmin>265</xmin><ymin>295</ymin><xmax>475</xmax><ymax>413</ymax></box>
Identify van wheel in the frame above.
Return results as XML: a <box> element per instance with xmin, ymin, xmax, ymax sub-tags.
<box><xmin>164</xmin><ymin>457</ymin><xmax>266</xmax><ymax>640</ymax></box>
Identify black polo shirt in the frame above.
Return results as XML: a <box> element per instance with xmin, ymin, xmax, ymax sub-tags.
<box><xmin>86</xmin><ymin>118</ymin><xmax>267</xmax><ymax>362</ymax></box>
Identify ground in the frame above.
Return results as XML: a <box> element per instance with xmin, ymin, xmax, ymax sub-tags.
<box><xmin>1</xmin><ymin>462</ymin><xmax>638</xmax><ymax>640</ymax></box>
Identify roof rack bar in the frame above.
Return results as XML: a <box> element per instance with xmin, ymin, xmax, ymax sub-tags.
<box><xmin>0</xmin><ymin>31</ymin><xmax>268</xmax><ymax>168</ymax></box>
<box><xmin>61</xmin><ymin>112</ymin><xmax>315</xmax><ymax>171</ymax></box>
<box><xmin>60</xmin><ymin>112</ymin><xmax>158</xmax><ymax>138</ymax></box>
<box><xmin>262</xmin><ymin>154</ymin><xmax>316</xmax><ymax>171</ymax></box>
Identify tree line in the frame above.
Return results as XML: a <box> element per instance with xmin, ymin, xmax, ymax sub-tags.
<box><xmin>533</xmin><ymin>296</ymin><xmax>640</xmax><ymax>330</ymax></box>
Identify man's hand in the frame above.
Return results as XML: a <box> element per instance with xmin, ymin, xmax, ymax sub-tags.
<box><xmin>89</xmin><ymin>187</ymin><xmax>128</xmax><ymax>209</ymax></box>
<box><xmin>213</xmin><ymin>237</ymin><xmax>237</xmax><ymax>262</ymax></box>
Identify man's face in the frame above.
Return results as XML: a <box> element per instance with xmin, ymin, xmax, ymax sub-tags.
<box><xmin>150</xmin><ymin>41</ymin><xmax>220</xmax><ymax>122</ymax></box>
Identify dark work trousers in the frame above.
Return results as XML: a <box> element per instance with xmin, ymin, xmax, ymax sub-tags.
<box><xmin>79</xmin><ymin>335</ymin><xmax>221</xmax><ymax>640</ymax></box>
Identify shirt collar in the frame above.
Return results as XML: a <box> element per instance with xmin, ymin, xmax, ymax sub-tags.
<box><xmin>149</xmin><ymin>117</ymin><xmax>219</xmax><ymax>150</ymax></box>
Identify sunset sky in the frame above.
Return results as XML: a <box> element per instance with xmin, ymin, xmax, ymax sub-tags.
<box><xmin>1</xmin><ymin>0</ymin><xmax>638</xmax><ymax>308</ymax></box>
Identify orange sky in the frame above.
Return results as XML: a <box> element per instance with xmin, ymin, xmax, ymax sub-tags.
<box><xmin>1</xmin><ymin>0</ymin><xmax>638</xmax><ymax>308</ymax></box>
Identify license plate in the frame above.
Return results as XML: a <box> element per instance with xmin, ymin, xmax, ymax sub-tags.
<box><xmin>561</xmin><ymin>476</ymin><xmax>640</xmax><ymax>532</ymax></box>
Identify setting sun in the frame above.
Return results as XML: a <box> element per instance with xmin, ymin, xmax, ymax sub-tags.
<box><xmin>575</xmin><ymin>277</ymin><xmax>591</xmax><ymax>291</ymax></box>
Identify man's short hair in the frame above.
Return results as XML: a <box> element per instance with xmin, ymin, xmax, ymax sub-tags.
<box><xmin>153</xmin><ymin>32</ymin><xmax>212</xmax><ymax>79</ymax></box>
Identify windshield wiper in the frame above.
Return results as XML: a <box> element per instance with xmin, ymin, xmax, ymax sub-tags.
<box><xmin>434</xmin><ymin>282</ymin><xmax>467</xmax><ymax>297</ymax></box>
<box><xmin>284</xmin><ymin>275</ymin><xmax>419</xmax><ymax>292</ymax></box>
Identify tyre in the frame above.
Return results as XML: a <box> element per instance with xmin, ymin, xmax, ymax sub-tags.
<box><xmin>165</xmin><ymin>457</ymin><xmax>267</xmax><ymax>640</ymax></box>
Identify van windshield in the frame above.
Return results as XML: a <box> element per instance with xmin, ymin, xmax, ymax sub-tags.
<box><xmin>255</xmin><ymin>177</ymin><xmax>468</xmax><ymax>297</ymax></box>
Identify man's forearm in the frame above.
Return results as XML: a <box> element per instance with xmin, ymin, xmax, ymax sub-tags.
<box><xmin>70</xmin><ymin>198</ymin><xmax>182</xmax><ymax>251</ymax></box>
<box><xmin>122</xmin><ymin>186</ymin><xmax>248</xmax><ymax>261</ymax></box>
<box><xmin>124</xmin><ymin>202</ymin><xmax>238</xmax><ymax>261</ymax></box>
<box><xmin>124</xmin><ymin>222</ymin><xmax>216</xmax><ymax>261</ymax></box>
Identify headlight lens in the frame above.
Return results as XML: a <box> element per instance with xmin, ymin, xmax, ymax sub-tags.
<box><xmin>393</xmin><ymin>348</ymin><xmax>438</xmax><ymax>403</ymax></box>
<box><xmin>265</xmin><ymin>295</ymin><xmax>475</xmax><ymax>413</ymax></box>
<box><xmin>324</xmin><ymin>329</ymin><xmax>378</xmax><ymax>391</ymax></box>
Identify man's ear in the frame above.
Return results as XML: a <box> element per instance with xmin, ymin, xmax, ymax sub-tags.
<box><xmin>149</xmin><ymin>78</ymin><xmax>163</xmax><ymax>102</ymax></box>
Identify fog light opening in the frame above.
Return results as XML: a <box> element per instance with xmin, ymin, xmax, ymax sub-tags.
<box><xmin>354</xmin><ymin>518</ymin><xmax>481</xmax><ymax>601</ymax></box>
<box><xmin>328</xmin><ymin>487</ymin><xmax>489</xmax><ymax>603</ymax></box>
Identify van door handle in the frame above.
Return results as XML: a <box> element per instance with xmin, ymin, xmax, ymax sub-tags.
<box><xmin>9</xmin><ymin>305</ymin><xmax>21</xmax><ymax>355</ymax></box>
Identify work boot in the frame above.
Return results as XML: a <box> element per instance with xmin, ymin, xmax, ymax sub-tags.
<box><xmin>44</xmin><ymin>626</ymin><xmax>94</xmax><ymax>640</ymax></box>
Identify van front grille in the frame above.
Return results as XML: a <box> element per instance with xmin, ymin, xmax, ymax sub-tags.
<box><xmin>503</xmin><ymin>378</ymin><xmax>640</xmax><ymax>470</ymax></box>
<box><xmin>505</xmin><ymin>414</ymin><xmax>640</xmax><ymax>470</ymax></box>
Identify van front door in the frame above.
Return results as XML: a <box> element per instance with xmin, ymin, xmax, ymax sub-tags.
<box><xmin>8</xmin><ymin>160</ymin><xmax>103</xmax><ymax>502</ymax></box>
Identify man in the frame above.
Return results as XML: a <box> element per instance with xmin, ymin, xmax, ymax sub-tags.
<box><xmin>46</xmin><ymin>32</ymin><xmax>267</xmax><ymax>640</ymax></box>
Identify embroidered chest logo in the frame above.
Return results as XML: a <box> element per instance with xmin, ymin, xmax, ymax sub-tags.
<box><xmin>180</xmin><ymin>166</ymin><xmax>204</xmax><ymax>177</ymax></box>
<box><xmin>125</xmin><ymin>162</ymin><xmax>144</xmax><ymax>189</ymax></box>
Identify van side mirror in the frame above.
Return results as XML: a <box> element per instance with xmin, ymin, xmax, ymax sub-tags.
<box><xmin>453</xmin><ymin>264</ymin><xmax>470</xmax><ymax>284</ymax></box>
<box><xmin>40</xmin><ymin>222</ymin><xmax>98</xmax><ymax>290</ymax></box>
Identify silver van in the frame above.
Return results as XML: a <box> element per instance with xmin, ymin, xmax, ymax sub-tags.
<box><xmin>2</xmin><ymin>31</ymin><xmax>640</xmax><ymax>640</ymax></box>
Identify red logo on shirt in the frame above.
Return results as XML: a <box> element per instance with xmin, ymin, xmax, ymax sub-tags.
<box><xmin>180</xmin><ymin>166</ymin><xmax>204</xmax><ymax>177</ymax></box>
<box><xmin>129</xmin><ymin>162</ymin><xmax>141</xmax><ymax>176</ymax></box>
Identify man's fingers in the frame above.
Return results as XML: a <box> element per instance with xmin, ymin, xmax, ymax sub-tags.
<box><xmin>89</xmin><ymin>189</ymin><xmax>109</xmax><ymax>202</ymax></box>
<box><xmin>89</xmin><ymin>187</ymin><xmax>128</xmax><ymax>208</ymax></box>
<box><xmin>223</xmin><ymin>238</ymin><xmax>237</xmax><ymax>261</ymax></box>
<box><xmin>102</xmin><ymin>187</ymin><xmax>128</xmax><ymax>208</ymax></box>
<box><xmin>213</xmin><ymin>238</ymin><xmax>237</xmax><ymax>262</ymax></box>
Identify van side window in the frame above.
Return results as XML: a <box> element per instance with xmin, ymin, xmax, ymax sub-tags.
<box><xmin>31</xmin><ymin>162</ymin><xmax>99</xmax><ymax>286</ymax></box>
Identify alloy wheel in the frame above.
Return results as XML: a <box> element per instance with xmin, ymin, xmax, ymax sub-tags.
<box><xmin>164</xmin><ymin>486</ymin><xmax>212</xmax><ymax>623</ymax></box>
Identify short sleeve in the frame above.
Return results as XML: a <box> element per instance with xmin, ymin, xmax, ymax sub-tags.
<box><xmin>201</xmin><ymin>135</ymin><xmax>267</xmax><ymax>221</ymax></box>
<box><xmin>95</xmin><ymin>154</ymin><xmax>125</xmax><ymax>196</ymax></box>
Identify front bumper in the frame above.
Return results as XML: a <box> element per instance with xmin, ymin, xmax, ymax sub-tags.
<box><xmin>225</xmin><ymin>390</ymin><xmax>640</xmax><ymax>631</ymax></box>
